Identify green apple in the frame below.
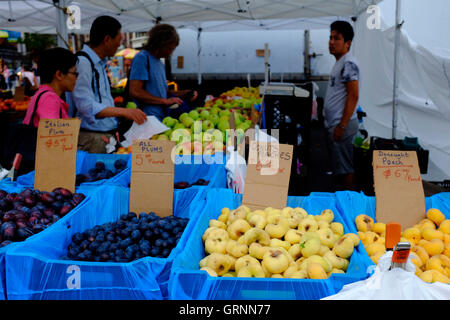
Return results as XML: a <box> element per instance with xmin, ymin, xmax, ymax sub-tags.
<box><xmin>200</xmin><ymin>110</ymin><xmax>210</xmax><ymax>119</ymax></box>
<box><xmin>126</xmin><ymin>102</ymin><xmax>137</xmax><ymax>109</ymax></box>
<box><xmin>219</xmin><ymin>109</ymin><xmax>231</xmax><ymax>118</ymax></box>
<box><xmin>210</xmin><ymin>107</ymin><xmax>221</xmax><ymax>116</ymax></box>
<box><xmin>164</xmin><ymin>128</ymin><xmax>173</xmax><ymax>137</ymax></box>
<box><xmin>182</xmin><ymin>116</ymin><xmax>194</xmax><ymax>128</ymax></box>
<box><xmin>162</xmin><ymin>116</ymin><xmax>175</xmax><ymax>128</ymax></box>
<box><xmin>179</xmin><ymin>113</ymin><xmax>189</xmax><ymax>122</ymax></box>
<box><xmin>173</xmin><ymin>123</ymin><xmax>186</xmax><ymax>131</ymax></box>
<box><xmin>202</xmin><ymin>120</ymin><xmax>214</xmax><ymax>132</ymax></box>
<box><xmin>217</xmin><ymin>119</ymin><xmax>230</xmax><ymax>133</ymax></box>
<box><xmin>208</xmin><ymin>114</ymin><xmax>220</xmax><ymax>126</ymax></box>
<box><xmin>157</xmin><ymin>134</ymin><xmax>169</xmax><ymax>141</ymax></box>
<box><xmin>188</xmin><ymin>110</ymin><xmax>199</xmax><ymax>120</ymax></box>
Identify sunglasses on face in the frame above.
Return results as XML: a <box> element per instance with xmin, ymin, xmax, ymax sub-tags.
<box><xmin>67</xmin><ymin>71</ymin><xmax>79</xmax><ymax>77</ymax></box>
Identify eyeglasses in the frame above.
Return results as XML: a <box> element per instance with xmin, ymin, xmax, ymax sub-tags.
<box><xmin>67</xmin><ymin>71</ymin><xmax>79</xmax><ymax>77</ymax></box>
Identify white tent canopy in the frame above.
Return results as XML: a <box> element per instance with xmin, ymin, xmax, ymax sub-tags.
<box><xmin>0</xmin><ymin>0</ymin><xmax>382</xmax><ymax>33</ymax></box>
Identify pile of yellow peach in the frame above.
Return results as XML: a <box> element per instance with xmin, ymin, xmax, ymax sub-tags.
<box><xmin>199</xmin><ymin>205</ymin><xmax>359</xmax><ymax>279</ymax></box>
<box><xmin>355</xmin><ymin>208</ymin><xmax>450</xmax><ymax>284</ymax></box>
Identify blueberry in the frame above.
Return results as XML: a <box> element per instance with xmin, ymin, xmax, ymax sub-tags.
<box><xmin>72</xmin><ymin>232</ymin><xmax>85</xmax><ymax>245</ymax></box>
<box><xmin>110</xmin><ymin>243</ymin><xmax>119</xmax><ymax>251</ymax></box>
<box><xmin>161</xmin><ymin>248</ymin><xmax>170</xmax><ymax>257</ymax></box>
<box><xmin>95</xmin><ymin>234</ymin><xmax>105</xmax><ymax>243</ymax></box>
<box><xmin>161</xmin><ymin>232</ymin><xmax>170</xmax><ymax>239</ymax></box>
<box><xmin>119</xmin><ymin>238</ymin><xmax>132</xmax><ymax>249</ymax></box>
<box><xmin>150</xmin><ymin>247</ymin><xmax>160</xmax><ymax>256</ymax></box>
<box><xmin>95</xmin><ymin>161</ymin><xmax>106</xmax><ymax>172</ymax></box>
<box><xmin>127</xmin><ymin>212</ymin><xmax>137</xmax><ymax>220</ymax></box>
<box><xmin>131</xmin><ymin>230</ymin><xmax>141</xmax><ymax>242</ymax></box>
<box><xmin>144</xmin><ymin>230</ymin><xmax>153</xmax><ymax>240</ymax></box>
<box><xmin>130</xmin><ymin>217</ymin><xmax>139</xmax><ymax>224</ymax></box>
<box><xmin>106</xmin><ymin>233</ymin><xmax>116</xmax><ymax>243</ymax></box>
<box><xmin>155</xmin><ymin>239</ymin><xmax>163</xmax><ymax>247</ymax></box>
<box><xmin>120</xmin><ymin>214</ymin><xmax>128</xmax><ymax>221</ymax></box>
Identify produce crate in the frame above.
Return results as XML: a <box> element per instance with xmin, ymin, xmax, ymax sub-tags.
<box><xmin>168</xmin><ymin>189</ymin><xmax>370</xmax><ymax>300</ymax></box>
<box><xmin>0</xmin><ymin>182</ymin><xmax>90</xmax><ymax>300</ymax></box>
<box><xmin>4</xmin><ymin>185</ymin><xmax>206</xmax><ymax>300</ymax></box>
<box><xmin>334</xmin><ymin>191</ymin><xmax>450</xmax><ymax>270</ymax></box>
<box><xmin>16</xmin><ymin>151</ymin><xmax>131</xmax><ymax>189</ymax></box>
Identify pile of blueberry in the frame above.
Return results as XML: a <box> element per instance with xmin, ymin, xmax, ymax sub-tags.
<box><xmin>76</xmin><ymin>159</ymin><xmax>127</xmax><ymax>185</ymax></box>
<box><xmin>0</xmin><ymin>188</ymin><xmax>86</xmax><ymax>247</ymax></box>
<box><xmin>62</xmin><ymin>212</ymin><xmax>189</xmax><ymax>262</ymax></box>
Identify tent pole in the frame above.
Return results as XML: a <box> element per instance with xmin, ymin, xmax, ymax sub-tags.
<box><xmin>54</xmin><ymin>0</ymin><xmax>69</xmax><ymax>49</ymax></box>
<box><xmin>392</xmin><ymin>0</ymin><xmax>402</xmax><ymax>139</ymax></box>
<box><xmin>197</xmin><ymin>27</ymin><xmax>202</xmax><ymax>85</ymax></box>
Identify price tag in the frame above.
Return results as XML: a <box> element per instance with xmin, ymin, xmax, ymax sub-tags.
<box><xmin>34</xmin><ymin>118</ymin><xmax>80</xmax><ymax>192</ymax></box>
<box><xmin>373</xmin><ymin>150</ymin><xmax>425</xmax><ymax>229</ymax></box>
<box><xmin>130</xmin><ymin>140</ymin><xmax>175</xmax><ymax>217</ymax></box>
<box><xmin>242</xmin><ymin>141</ymin><xmax>293</xmax><ymax>210</ymax></box>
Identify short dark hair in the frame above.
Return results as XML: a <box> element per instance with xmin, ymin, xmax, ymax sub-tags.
<box><xmin>89</xmin><ymin>16</ymin><xmax>122</xmax><ymax>47</ymax></box>
<box><xmin>38</xmin><ymin>47</ymin><xmax>78</xmax><ymax>84</ymax></box>
<box><xmin>331</xmin><ymin>21</ymin><xmax>354</xmax><ymax>43</ymax></box>
<box><xmin>144</xmin><ymin>24</ymin><xmax>179</xmax><ymax>53</ymax></box>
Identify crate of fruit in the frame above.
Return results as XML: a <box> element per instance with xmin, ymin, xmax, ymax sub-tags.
<box><xmin>0</xmin><ymin>183</ymin><xmax>88</xmax><ymax>300</ymax></box>
<box><xmin>335</xmin><ymin>190</ymin><xmax>450</xmax><ymax>285</ymax></box>
<box><xmin>168</xmin><ymin>188</ymin><xmax>370</xmax><ymax>300</ymax></box>
<box><xmin>4</xmin><ymin>184</ymin><xmax>206</xmax><ymax>300</ymax></box>
<box><xmin>16</xmin><ymin>151</ymin><xmax>130</xmax><ymax>189</ymax></box>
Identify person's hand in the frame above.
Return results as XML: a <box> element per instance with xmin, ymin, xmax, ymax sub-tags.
<box><xmin>333</xmin><ymin>125</ymin><xmax>346</xmax><ymax>141</ymax></box>
<box><xmin>165</xmin><ymin>97</ymin><xmax>183</xmax><ymax>106</ymax></box>
<box><xmin>123</xmin><ymin>108</ymin><xmax>147</xmax><ymax>125</ymax></box>
<box><xmin>190</xmin><ymin>90</ymin><xmax>198</xmax><ymax>101</ymax></box>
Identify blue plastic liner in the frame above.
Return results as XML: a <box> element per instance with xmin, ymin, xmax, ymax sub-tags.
<box><xmin>335</xmin><ymin>191</ymin><xmax>450</xmax><ymax>272</ymax></box>
<box><xmin>16</xmin><ymin>151</ymin><xmax>130</xmax><ymax>188</ymax></box>
<box><xmin>168</xmin><ymin>189</ymin><xmax>369</xmax><ymax>300</ymax></box>
<box><xmin>0</xmin><ymin>182</ymin><xmax>91</xmax><ymax>300</ymax></box>
<box><xmin>5</xmin><ymin>184</ymin><xmax>206</xmax><ymax>300</ymax></box>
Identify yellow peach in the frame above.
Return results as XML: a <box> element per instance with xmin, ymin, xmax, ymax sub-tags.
<box><xmin>402</xmin><ymin>227</ymin><xmax>421</xmax><ymax>245</ymax></box>
<box><xmin>438</xmin><ymin>219</ymin><xmax>450</xmax><ymax>234</ymax></box>
<box><xmin>419</xmin><ymin>239</ymin><xmax>445</xmax><ymax>256</ymax></box>
<box><xmin>372</xmin><ymin>222</ymin><xmax>386</xmax><ymax>235</ymax></box>
<box><xmin>421</xmin><ymin>228</ymin><xmax>444</xmax><ymax>241</ymax></box>
<box><xmin>426</xmin><ymin>208</ymin><xmax>446</xmax><ymax>227</ymax></box>
<box><xmin>411</xmin><ymin>245</ymin><xmax>429</xmax><ymax>265</ymax></box>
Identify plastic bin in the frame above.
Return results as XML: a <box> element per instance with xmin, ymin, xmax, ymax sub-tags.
<box><xmin>334</xmin><ymin>191</ymin><xmax>450</xmax><ymax>271</ymax></box>
<box><xmin>16</xmin><ymin>152</ymin><xmax>130</xmax><ymax>188</ymax></box>
<box><xmin>5</xmin><ymin>185</ymin><xmax>205</xmax><ymax>300</ymax></box>
<box><xmin>0</xmin><ymin>182</ymin><xmax>90</xmax><ymax>300</ymax></box>
<box><xmin>168</xmin><ymin>189</ymin><xmax>369</xmax><ymax>300</ymax></box>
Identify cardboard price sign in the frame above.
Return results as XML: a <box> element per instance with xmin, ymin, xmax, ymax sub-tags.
<box><xmin>130</xmin><ymin>139</ymin><xmax>175</xmax><ymax>217</ymax></box>
<box><xmin>373</xmin><ymin>150</ymin><xmax>425</xmax><ymax>229</ymax></box>
<box><xmin>34</xmin><ymin>118</ymin><xmax>80</xmax><ymax>193</ymax></box>
<box><xmin>242</xmin><ymin>141</ymin><xmax>293</xmax><ymax>211</ymax></box>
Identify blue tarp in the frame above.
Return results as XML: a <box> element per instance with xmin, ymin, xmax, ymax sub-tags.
<box><xmin>4</xmin><ymin>185</ymin><xmax>206</xmax><ymax>300</ymax></box>
<box><xmin>16</xmin><ymin>151</ymin><xmax>130</xmax><ymax>188</ymax></box>
<box><xmin>168</xmin><ymin>189</ymin><xmax>370</xmax><ymax>300</ymax></box>
<box><xmin>335</xmin><ymin>191</ymin><xmax>450</xmax><ymax>271</ymax></box>
<box><xmin>0</xmin><ymin>181</ymin><xmax>91</xmax><ymax>300</ymax></box>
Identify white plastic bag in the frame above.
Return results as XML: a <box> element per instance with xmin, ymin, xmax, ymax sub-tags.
<box><xmin>225</xmin><ymin>146</ymin><xmax>247</xmax><ymax>194</ymax></box>
<box><xmin>323</xmin><ymin>251</ymin><xmax>450</xmax><ymax>300</ymax></box>
<box><xmin>121</xmin><ymin>115</ymin><xmax>169</xmax><ymax>148</ymax></box>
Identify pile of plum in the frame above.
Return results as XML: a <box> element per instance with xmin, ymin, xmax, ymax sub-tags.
<box><xmin>174</xmin><ymin>178</ymin><xmax>209</xmax><ymax>189</ymax></box>
<box><xmin>62</xmin><ymin>212</ymin><xmax>189</xmax><ymax>263</ymax></box>
<box><xmin>0</xmin><ymin>188</ymin><xmax>86</xmax><ymax>247</ymax></box>
<box><xmin>76</xmin><ymin>159</ymin><xmax>127</xmax><ymax>185</ymax></box>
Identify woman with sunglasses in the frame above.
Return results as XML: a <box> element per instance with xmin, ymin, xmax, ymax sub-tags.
<box><xmin>23</xmin><ymin>47</ymin><xmax>78</xmax><ymax>128</ymax></box>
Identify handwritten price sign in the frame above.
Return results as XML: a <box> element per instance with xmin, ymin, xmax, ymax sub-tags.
<box><xmin>130</xmin><ymin>140</ymin><xmax>175</xmax><ymax>217</ymax></box>
<box><xmin>34</xmin><ymin>118</ymin><xmax>80</xmax><ymax>192</ymax></box>
<box><xmin>373</xmin><ymin>150</ymin><xmax>425</xmax><ymax>229</ymax></box>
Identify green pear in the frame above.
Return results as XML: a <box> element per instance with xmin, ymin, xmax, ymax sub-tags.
<box><xmin>162</xmin><ymin>116</ymin><xmax>175</xmax><ymax>128</ymax></box>
<box><xmin>200</xmin><ymin>110</ymin><xmax>210</xmax><ymax>119</ymax></box>
<box><xmin>179</xmin><ymin>113</ymin><xmax>189</xmax><ymax>122</ymax></box>
<box><xmin>188</xmin><ymin>110</ymin><xmax>199</xmax><ymax>120</ymax></box>
<box><xmin>202</xmin><ymin>119</ymin><xmax>214</xmax><ymax>132</ymax></box>
<box><xmin>126</xmin><ymin>102</ymin><xmax>137</xmax><ymax>109</ymax></box>
<box><xmin>182</xmin><ymin>116</ymin><xmax>194</xmax><ymax>128</ymax></box>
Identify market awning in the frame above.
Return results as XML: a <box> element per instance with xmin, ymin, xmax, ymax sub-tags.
<box><xmin>0</xmin><ymin>0</ymin><xmax>383</xmax><ymax>33</ymax></box>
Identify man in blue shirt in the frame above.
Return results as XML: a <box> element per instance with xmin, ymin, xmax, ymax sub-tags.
<box><xmin>128</xmin><ymin>24</ymin><xmax>198</xmax><ymax>121</ymax></box>
<box><xmin>324</xmin><ymin>21</ymin><xmax>360</xmax><ymax>191</ymax></box>
<box><xmin>68</xmin><ymin>16</ymin><xmax>147</xmax><ymax>153</ymax></box>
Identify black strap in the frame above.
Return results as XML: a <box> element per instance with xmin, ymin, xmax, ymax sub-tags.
<box><xmin>29</xmin><ymin>90</ymin><xmax>50</xmax><ymax>125</ymax></box>
<box><xmin>76</xmin><ymin>51</ymin><xmax>102</xmax><ymax>103</ymax></box>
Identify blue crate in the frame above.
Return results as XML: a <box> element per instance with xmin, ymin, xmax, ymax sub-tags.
<box><xmin>0</xmin><ymin>182</ymin><xmax>90</xmax><ymax>300</ymax></box>
<box><xmin>168</xmin><ymin>189</ymin><xmax>369</xmax><ymax>300</ymax></box>
<box><xmin>16</xmin><ymin>151</ymin><xmax>131</xmax><ymax>188</ymax></box>
<box><xmin>5</xmin><ymin>185</ymin><xmax>206</xmax><ymax>300</ymax></box>
<box><xmin>334</xmin><ymin>191</ymin><xmax>450</xmax><ymax>272</ymax></box>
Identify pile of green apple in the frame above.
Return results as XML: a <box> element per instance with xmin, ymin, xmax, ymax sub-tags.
<box><xmin>154</xmin><ymin>107</ymin><xmax>253</xmax><ymax>155</ymax></box>
<box><xmin>199</xmin><ymin>205</ymin><xmax>359</xmax><ymax>279</ymax></box>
